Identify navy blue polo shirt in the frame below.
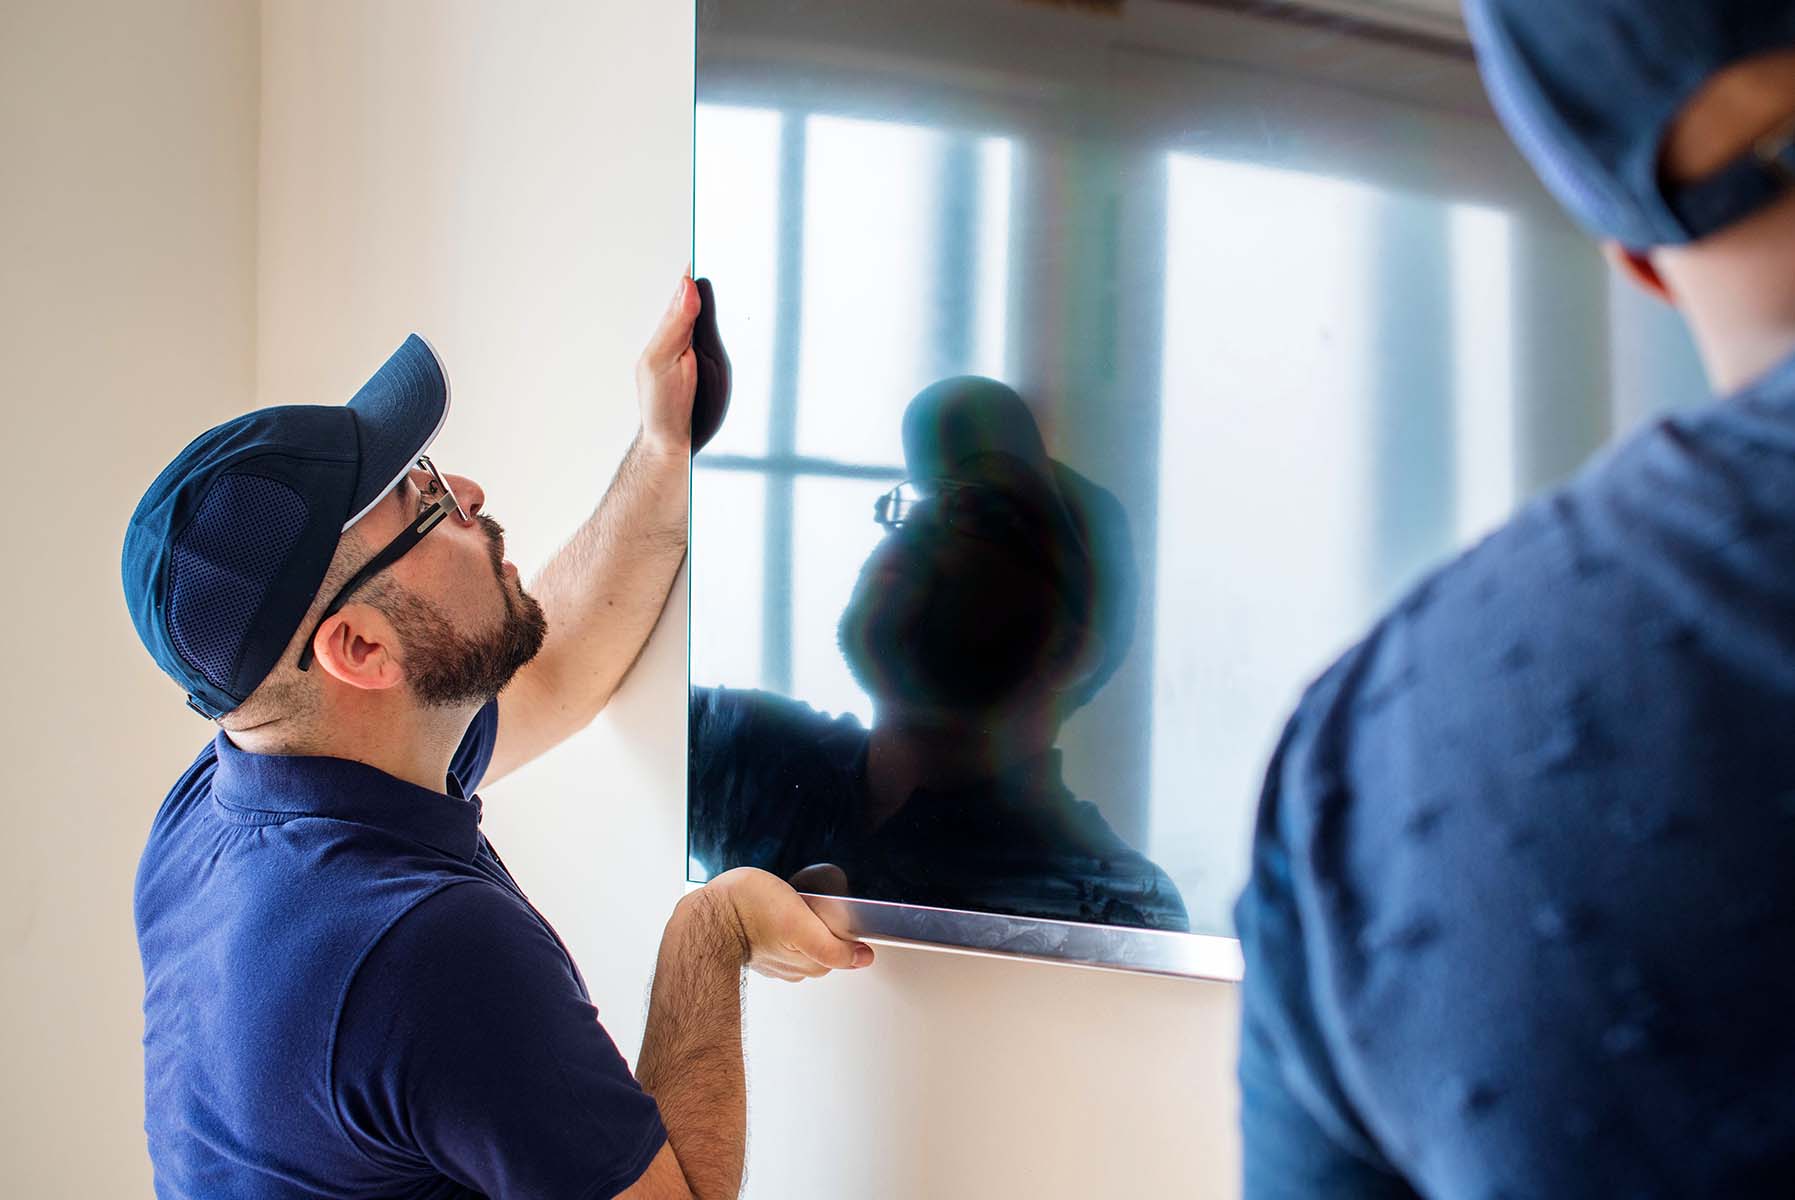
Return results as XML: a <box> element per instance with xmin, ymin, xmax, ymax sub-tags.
<box><xmin>1235</xmin><ymin>350</ymin><xmax>1795</xmax><ymax>1198</ymax></box>
<box><xmin>135</xmin><ymin>701</ymin><xmax>666</xmax><ymax>1199</ymax></box>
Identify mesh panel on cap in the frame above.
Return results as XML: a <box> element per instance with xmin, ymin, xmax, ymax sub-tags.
<box><xmin>166</xmin><ymin>473</ymin><xmax>310</xmax><ymax>693</ymax></box>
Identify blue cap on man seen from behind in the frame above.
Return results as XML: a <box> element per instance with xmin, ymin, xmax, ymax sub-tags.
<box><xmin>1465</xmin><ymin>0</ymin><xmax>1795</xmax><ymax>249</ymax></box>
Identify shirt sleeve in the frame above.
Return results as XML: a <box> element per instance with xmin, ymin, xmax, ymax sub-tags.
<box><xmin>1233</xmin><ymin>707</ymin><xmax>1419</xmax><ymax>1200</ymax></box>
<box><xmin>688</xmin><ymin>687</ymin><xmax>864</xmax><ymax>878</ymax></box>
<box><xmin>332</xmin><ymin>882</ymin><xmax>666</xmax><ymax>1199</ymax></box>
<box><xmin>447</xmin><ymin>698</ymin><xmax>500</xmax><ymax>798</ymax></box>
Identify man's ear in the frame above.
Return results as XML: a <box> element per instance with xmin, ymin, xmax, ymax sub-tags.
<box><xmin>309</xmin><ymin>605</ymin><xmax>407</xmax><ymax>693</ymax></box>
<box><xmin>1604</xmin><ymin>241</ymin><xmax>1677</xmax><ymax>306</ymax></box>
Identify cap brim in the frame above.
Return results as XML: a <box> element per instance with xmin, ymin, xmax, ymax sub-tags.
<box><xmin>341</xmin><ymin>333</ymin><xmax>451</xmax><ymax>530</ymax></box>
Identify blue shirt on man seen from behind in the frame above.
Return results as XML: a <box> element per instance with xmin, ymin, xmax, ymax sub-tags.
<box><xmin>134</xmin><ymin>700</ymin><xmax>666</xmax><ymax>1199</ymax></box>
<box><xmin>1235</xmin><ymin>352</ymin><xmax>1795</xmax><ymax>1198</ymax></box>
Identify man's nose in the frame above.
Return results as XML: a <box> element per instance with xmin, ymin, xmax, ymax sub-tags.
<box><xmin>447</xmin><ymin>473</ymin><xmax>484</xmax><ymax>521</ymax></box>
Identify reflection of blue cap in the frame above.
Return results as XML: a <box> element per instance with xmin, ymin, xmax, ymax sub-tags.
<box><xmin>122</xmin><ymin>335</ymin><xmax>450</xmax><ymax>718</ymax></box>
<box><xmin>1466</xmin><ymin>0</ymin><xmax>1795</xmax><ymax>248</ymax></box>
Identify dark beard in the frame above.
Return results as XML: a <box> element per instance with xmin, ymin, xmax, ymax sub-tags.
<box><xmin>378</xmin><ymin>514</ymin><xmax>548</xmax><ymax>708</ymax></box>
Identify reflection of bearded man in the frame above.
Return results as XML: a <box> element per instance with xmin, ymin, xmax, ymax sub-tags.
<box><xmin>837</xmin><ymin>466</ymin><xmax>1082</xmax><ymax>714</ymax></box>
<box><xmin>362</xmin><ymin>511</ymin><xmax>548</xmax><ymax>708</ymax></box>
<box><xmin>837</xmin><ymin>376</ymin><xmax>1132</xmax><ymax>724</ymax></box>
<box><xmin>688</xmin><ymin>375</ymin><xmax>1184</xmax><ymax>933</ymax></box>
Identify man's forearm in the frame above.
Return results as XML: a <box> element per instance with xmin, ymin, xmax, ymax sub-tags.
<box><xmin>635</xmin><ymin>889</ymin><xmax>749</xmax><ymax>1200</ymax></box>
<box><xmin>521</xmin><ymin>435</ymin><xmax>689</xmax><ymax>722</ymax></box>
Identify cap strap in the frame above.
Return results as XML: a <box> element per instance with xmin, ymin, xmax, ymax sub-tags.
<box><xmin>186</xmin><ymin>693</ymin><xmax>226</xmax><ymax>720</ymax></box>
<box><xmin>1666</xmin><ymin>114</ymin><xmax>1795</xmax><ymax>242</ymax></box>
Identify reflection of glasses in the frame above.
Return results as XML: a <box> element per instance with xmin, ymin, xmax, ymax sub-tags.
<box><xmin>874</xmin><ymin>478</ymin><xmax>1040</xmax><ymax>547</ymax></box>
<box><xmin>296</xmin><ymin>456</ymin><xmax>465</xmax><ymax>671</ymax></box>
<box><xmin>875</xmin><ymin>477</ymin><xmax>1094</xmax><ymax>620</ymax></box>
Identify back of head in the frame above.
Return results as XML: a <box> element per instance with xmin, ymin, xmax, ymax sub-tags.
<box><xmin>1467</xmin><ymin>3</ymin><xmax>1795</xmax><ymax>392</ymax></box>
<box><xmin>1465</xmin><ymin>0</ymin><xmax>1795</xmax><ymax>250</ymax></box>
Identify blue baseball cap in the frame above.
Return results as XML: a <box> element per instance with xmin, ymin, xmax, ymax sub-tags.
<box><xmin>123</xmin><ymin>335</ymin><xmax>451</xmax><ymax>718</ymax></box>
<box><xmin>1465</xmin><ymin>0</ymin><xmax>1795</xmax><ymax>248</ymax></box>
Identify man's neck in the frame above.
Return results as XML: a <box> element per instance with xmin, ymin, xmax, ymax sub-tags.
<box><xmin>1655</xmin><ymin>197</ymin><xmax>1795</xmax><ymax>396</ymax></box>
<box><xmin>227</xmin><ymin>697</ymin><xmax>481</xmax><ymax>795</ymax></box>
<box><xmin>862</xmin><ymin>706</ymin><xmax>1058</xmax><ymax>833</ymax></box>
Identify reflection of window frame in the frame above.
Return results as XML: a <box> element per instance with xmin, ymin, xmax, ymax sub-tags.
<box><xmin>694</xmin><ymin>108</ymin><xmax>1002</xmax><ymax>695</ymax></box>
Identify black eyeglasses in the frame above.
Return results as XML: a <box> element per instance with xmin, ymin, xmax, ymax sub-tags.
<box><xmin>296</xmin><ymin>455</ymin><xmax>466</xmax><ymax>671</ymax></box>
<box><xmin>873</xmin><ymin>478</ymin><xmax>1040</xmax><ymax>546</ymax></box>
<box><xmin>874</xmin><ymin>477</ymin><xmax>1094</xmax><ymax>618</ymax></box>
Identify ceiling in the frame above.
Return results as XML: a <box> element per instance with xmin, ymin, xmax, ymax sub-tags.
<box><xmin>1288</xmin><ymin>0</ymin><xmax>1467</xmax><ymax>40</ymax></box>
<box><xmin>1383</xmin><ymin>0</ymin><xmax>1464</xmax><ymax>14</ymax></box>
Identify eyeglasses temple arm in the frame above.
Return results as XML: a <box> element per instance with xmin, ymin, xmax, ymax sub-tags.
<box><xmin>295</xmin><ymin>496</ymin><xmax>455</xmax><ymax>671</ymax></box>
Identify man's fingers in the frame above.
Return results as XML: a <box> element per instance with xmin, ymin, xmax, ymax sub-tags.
<box><xmin>713</xmin><ymin>867</ymin><xmax>875</xmax><ymax>980</ymax></box>
<box><xmin>641</xmin><ymin>274</ymin><xmax>700</xmax><ymax>368</ymax></box>
<box><xmin>792</xmin><ymin>912</ymin><xmax>873</xmax><ymax>972</ymax></box>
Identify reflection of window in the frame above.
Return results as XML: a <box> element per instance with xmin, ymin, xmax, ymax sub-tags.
<box><xmin>691</xmin><ymin>105</ymin><xmax>782</xmax><ymax>460</ymax></box>
<box><xmin>1450</xmin><ymin>204</ymin><xmax>1515</xmax><ymax>543</ymax></box>
<box><xmin>1150</xmin><ymin>154</ymin><xmax>1516</xmax><ymax>926</ymax></box>
<box><xmin>692</xmin><ymin>103</ymin><xmax>1015</xmax><ymax>724</ymax></box>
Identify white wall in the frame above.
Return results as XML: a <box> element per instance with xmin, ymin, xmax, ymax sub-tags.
<box><xmin>0</xmin><ymin>1</ymin><xmax>261</xmax><ymax>1193</ymax></box>
<box><xmin>255</xmin><ymin>3</ymin><xmax>1242</xmax><ymax>1199</ymax></box>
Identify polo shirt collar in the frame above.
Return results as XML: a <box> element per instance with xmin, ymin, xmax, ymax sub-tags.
<box><xmin>209</xmin><ymin>733</ymin><xmax>483</xmax><ymax>860</ymax></box>
<box><xmin>1734</xmin><ymin>344</ymin><xmax>1795</xmax><ymax>409</ymax></box>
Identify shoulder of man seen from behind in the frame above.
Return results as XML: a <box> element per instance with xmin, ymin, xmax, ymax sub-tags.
<box><xmin>1267</xmin><ymin>383</ymin><xmax>1795</xmax><ymax>869</ymax></box>
<box><xmin>1269</xmin><ymin>434</ymin><xmax>1662</xmax><ymax>836</ymax></box>
<box><xmin>1240</xmin><ymin>396</ymin><xmax>1795</xmax><ymax>1198</ymax></box>
<box><xmin>1231</xmin><ymin>453</ymin><xmax>1657</xmax><ymax>1156</ymax></box>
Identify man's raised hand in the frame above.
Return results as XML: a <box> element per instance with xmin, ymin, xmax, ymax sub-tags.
<box><xmin>635</xmin><ymin>271</ymin><xmax>730</xmax><ymax>457</ymax></box>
